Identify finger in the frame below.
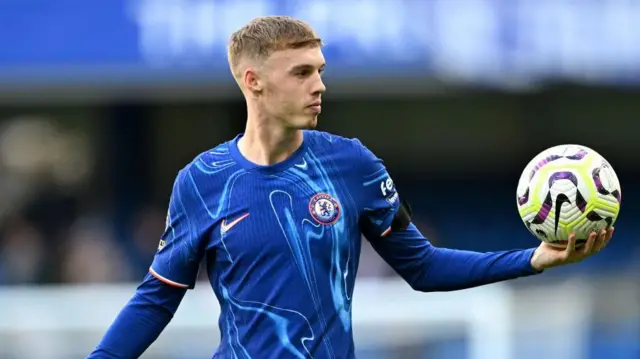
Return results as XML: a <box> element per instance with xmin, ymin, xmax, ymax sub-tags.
<box><xmin>597</xmin><ymin>228</ymin><xmax>613</xmax><ymax>252</ymax></box>
<box><xmin>605</xmin><ymin>227</ymin><xmax>616</xmax><ymax>246</ymax></box>
<box><xmin>606</xmin><ymin>227</ymin><xmax>615</xmax><ymax>241</ymax></box>
<box><xmin>599</xmin><ymin>229</ymin><xmax>607</xmax><ymax>241</ymax></box>
<box><xmin>590</xmin><ymin>230</ymin><xmax>604</xmax><ymax>253</ymax></box>
<box><xmin>582</xmin><ymin>232</ymin><xmax>596</xmax><ymax>255</ymax></box>
<box><xmin>565</xmin><ymin>233</ymin><xmax>577</xmax><ymax>257</ymax></box>
<box><xmin>593</xmin><ymin>236</ymin><xmax>605</xmax><ymax>254</ymax></box>
<box><xmin>597</xmin><ymin>229</ymin><xmax>609</xmax><ymax>251</ymax></box>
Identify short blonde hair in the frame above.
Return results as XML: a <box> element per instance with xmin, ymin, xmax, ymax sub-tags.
<box><xmin>227</xmin><ymin>16</ymin><xmax>322</xmax><ymax>78</ymax></box>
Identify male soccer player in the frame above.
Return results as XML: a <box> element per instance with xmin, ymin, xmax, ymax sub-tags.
<box><xmin>88</xmin><ymin>16</ymin><xmax>613</xmax><ymax>359</ymax></box>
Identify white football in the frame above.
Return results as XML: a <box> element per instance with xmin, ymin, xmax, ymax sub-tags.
<box><xmin>516</xmin><ymin>144</ymin><xmax>621</xmax><ymax>247</ymax></box>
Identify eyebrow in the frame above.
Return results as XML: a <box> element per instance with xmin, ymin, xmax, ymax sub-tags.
<box><xmin>290</xmin><ymin>63</ymin><xmax>326</xmax><ymax>72</ymax></box>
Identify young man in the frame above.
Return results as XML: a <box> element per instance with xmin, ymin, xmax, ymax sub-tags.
<box><xmin>88</xmin><ymin>16</ymin><xmax>613</xmax><ymax>359</ymax></box>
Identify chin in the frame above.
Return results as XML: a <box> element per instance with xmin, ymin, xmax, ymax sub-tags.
<box><xmin>292</xmin><ymin>116</ymin><xmax>318</xmax><ymax>130</ymax></box>
<box><xmin>307</xmin><ymin>116</ymin><xmax>318</xmax><ymax>129</ymax></box>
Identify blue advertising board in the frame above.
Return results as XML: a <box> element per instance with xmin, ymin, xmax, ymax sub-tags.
<box><xmin>1</xmin><ymin>0</ymin><xmax>639</xmax><ymax>87</ymax></box>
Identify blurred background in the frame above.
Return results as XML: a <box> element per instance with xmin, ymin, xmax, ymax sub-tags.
<box><xmin>0</xmin><ymin>0</ymin><xmax>639</xmax><ymax>358</ymax></box>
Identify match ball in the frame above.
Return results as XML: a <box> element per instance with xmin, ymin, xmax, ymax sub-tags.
<box><xmin>516</xmin><ymin>144</ymin><xmax>621</xmax><ymax>247</ymax></box>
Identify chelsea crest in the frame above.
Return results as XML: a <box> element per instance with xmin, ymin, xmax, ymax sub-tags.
<box><xmin>309</xmin><ymin>193</ymin><xmax>341</xmax><ymax>225</ymax></box>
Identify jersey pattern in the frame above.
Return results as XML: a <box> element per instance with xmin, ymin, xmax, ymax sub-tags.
<box><xmin>150</xmin><ymin>130</ymin><xmax>400</xmax><ymax>359</ymax></box>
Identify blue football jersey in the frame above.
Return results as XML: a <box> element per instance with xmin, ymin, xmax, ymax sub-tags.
<box><xmin>149</xmin><ymin>130</ymin><xmax>401</xmax><ymax>358</ymax></box>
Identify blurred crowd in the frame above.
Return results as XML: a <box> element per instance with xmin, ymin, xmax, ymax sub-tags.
<box><xmin>1</xmin><ymin>112</ymin><xmax>638</xmax><ymax>287</ymax></box>
<box><xmin>0</xmin><ymin>117</ymin><xmax>123</xmax><ymax>285</ymax></box>
<box><xmin>0</xmin><ymin>202</ymin><xmax>403</xmax><ymax>285</ymax></box>
<box><xmin>0</xmin><ymin>117</ymin><xmax>405</xmax><ymax>286</ymax></box>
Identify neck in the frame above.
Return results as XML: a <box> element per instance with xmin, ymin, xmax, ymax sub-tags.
<box><xmin>237</xmin><ymin>108</ymin><xmax>304</xmax><ymax>166</ymax></box>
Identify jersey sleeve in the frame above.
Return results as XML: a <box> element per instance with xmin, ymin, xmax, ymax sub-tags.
<box><xmin>354</xmin><ymin>140</ymin><xmax>401</xmax><ymax>237</ymax></box>
<box><xmin>149</xmin><ymin>167</ymin><xmax>207</xmax><ymax>289</ymax></box>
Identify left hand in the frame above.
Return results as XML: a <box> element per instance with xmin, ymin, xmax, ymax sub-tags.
<box><xmin>530</xmin><ymin>228</ymin><xmax>614</xmax><ymax>271</ymax></box>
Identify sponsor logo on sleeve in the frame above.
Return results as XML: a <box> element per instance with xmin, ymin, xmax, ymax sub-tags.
<box><xmin>380</xmin><ymin>177</ymin><xmax>398</xmax><ymax>205</ymax></box>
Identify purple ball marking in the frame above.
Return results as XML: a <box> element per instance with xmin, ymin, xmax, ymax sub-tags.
<box><xmin>586</xmin><ymin>211</ymin><xmax>603</xmax><ymax>221</ymax></box>
<box><xmin>529</xmin><ymin>155</ymin><xmax>563</xmax><ymax>180</ymax></box>
<box><xmin>531</xmin><ymin>193</ymin><xmax>554</xmax><ymax>224</ymax></box>
<box><xmin>518</xmin><ymin>188</ymin><xmax>530</xmax><ymax>205</ymax></box>
<box><xmin>548</xmin><ymin>171</ymin><xmax>578</xmax><ymax>187</ymax></box>
<box><xmin>566</xmin><ymin>150</ymin><xmax>588</xmax><ymax>160</ymax></box>
<box><xmin>575</xmin><ymin>190</ymin><xmax>587</xmax><ymax>213</ymax></box>
<box><xmin>527</xmin><ymin>149</ymin><xmax>588</xmax><ymax>181</ymax></box>
<box><xmin>531</xmin><ymin>171</ymin><xmax>579</xmax><ymax>225</ymax></box>
<box><xmin>592</xmin><ymin>167</ymin><xmax>621</xmax><ymax>203</ymax></box>
<box><xmin>613</xmin><ymin>190</ymin><xmax>621</xmax><ymax>203</ymax></box>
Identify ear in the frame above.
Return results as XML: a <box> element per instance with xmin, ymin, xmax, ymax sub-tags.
<box><xmin>243</xmin><ymin>67</ymin><xmax>263</xmax><ymax>93</ymax></box>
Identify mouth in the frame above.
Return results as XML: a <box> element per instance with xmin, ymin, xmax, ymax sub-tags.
<box><xmin>307</xmin><ymin>101</ymin><xmax>322</xmax><ymax>113</ymax></box>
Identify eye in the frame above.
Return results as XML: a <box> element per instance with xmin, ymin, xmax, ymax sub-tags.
<box><xmin>292</xmin><ymin>65</ymin><xmax>325</xmax><ymax>78</ymax></box>
<box><xmin>296</xmin><ymin>69</ymin><xmax>311</xmax><ymax>77</ymax></box>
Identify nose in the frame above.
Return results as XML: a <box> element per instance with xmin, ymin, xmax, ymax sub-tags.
<box><xmin>312</xmin><ymin>74</ymin><xmax>326</xmax><ymax>95</ymax></box>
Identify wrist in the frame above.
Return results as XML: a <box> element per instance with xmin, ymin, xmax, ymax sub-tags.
<box><xmin>529</xmin><ymin>248</ymin><xmax>545</xmax><ymax>272</ymax></box>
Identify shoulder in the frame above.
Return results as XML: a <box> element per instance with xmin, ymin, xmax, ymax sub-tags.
<box><xmin>174</xmin><ymin>140</ymin><xmax>239</xmax><ymax>192</ymax></box>
<box><xmin>304</xmin><ymin>130</ymin><xmax>376</xmax><ymax>162</ymax></box>
<box><xmin>307</xmin><ymin>130</ymin><xmax>383</xmax><ymax>168</ymax></box>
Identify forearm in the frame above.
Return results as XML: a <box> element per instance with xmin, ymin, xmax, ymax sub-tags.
<box><xmin>87</xmin><ymin>273</ymin><xmax>186</xmax><ymax>358</ymax></box>
<box><xmin>369</xmin><ymin>223</ymin><xmax>541</xmax><ymax>292</ymax></box>
<box><xmin>407</xmin><ymin>245</ymin><xmax>539</xmax><ymax>292</ymax></box>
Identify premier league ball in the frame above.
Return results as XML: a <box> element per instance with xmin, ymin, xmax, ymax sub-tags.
<box><xmin>516</xmin><ymin>145</ymin><xmax>621</xmax><ymax>247</ymax></box>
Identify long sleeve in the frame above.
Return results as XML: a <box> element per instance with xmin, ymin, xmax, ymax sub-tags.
<box><xmin>350</xmin><ymin>138</ymin><xmax>542</xmax><ymax>292</ymax></box>
<box><xmin>87</xmin><ymin>273</ymin><xmax>187</xmax><ymax>358</ymax></box>
<box><xmin>365</xmin><ymin>222</ymin><xmax>542</xmax><ymax>292</ymax></box>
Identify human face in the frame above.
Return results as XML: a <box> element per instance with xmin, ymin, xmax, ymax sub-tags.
<box><xmin>257</xmin><ymin>46</ymin><xmax>326</xmax><ymax>129</ymax></box>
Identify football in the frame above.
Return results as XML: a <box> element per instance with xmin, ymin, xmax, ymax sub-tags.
<box><xmin>516</xmin><ymin>144</ymin><xmax>621</xmax><ymax>247</ymax></box>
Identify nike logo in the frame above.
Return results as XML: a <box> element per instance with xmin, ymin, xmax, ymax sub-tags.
<box><xmin>554</xmin><ymin>194</ymin><xmax>570</xmax><ymax>235</ymax></box>
<box><xmin>295</xmin><ymin>158</ymin><xmax>307</xmax><ymax>169</ymax></box>
<box><xmin>221</xmin><ymin>213</ymin><xmax>250</xmax><ymax>234</ymax></box>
